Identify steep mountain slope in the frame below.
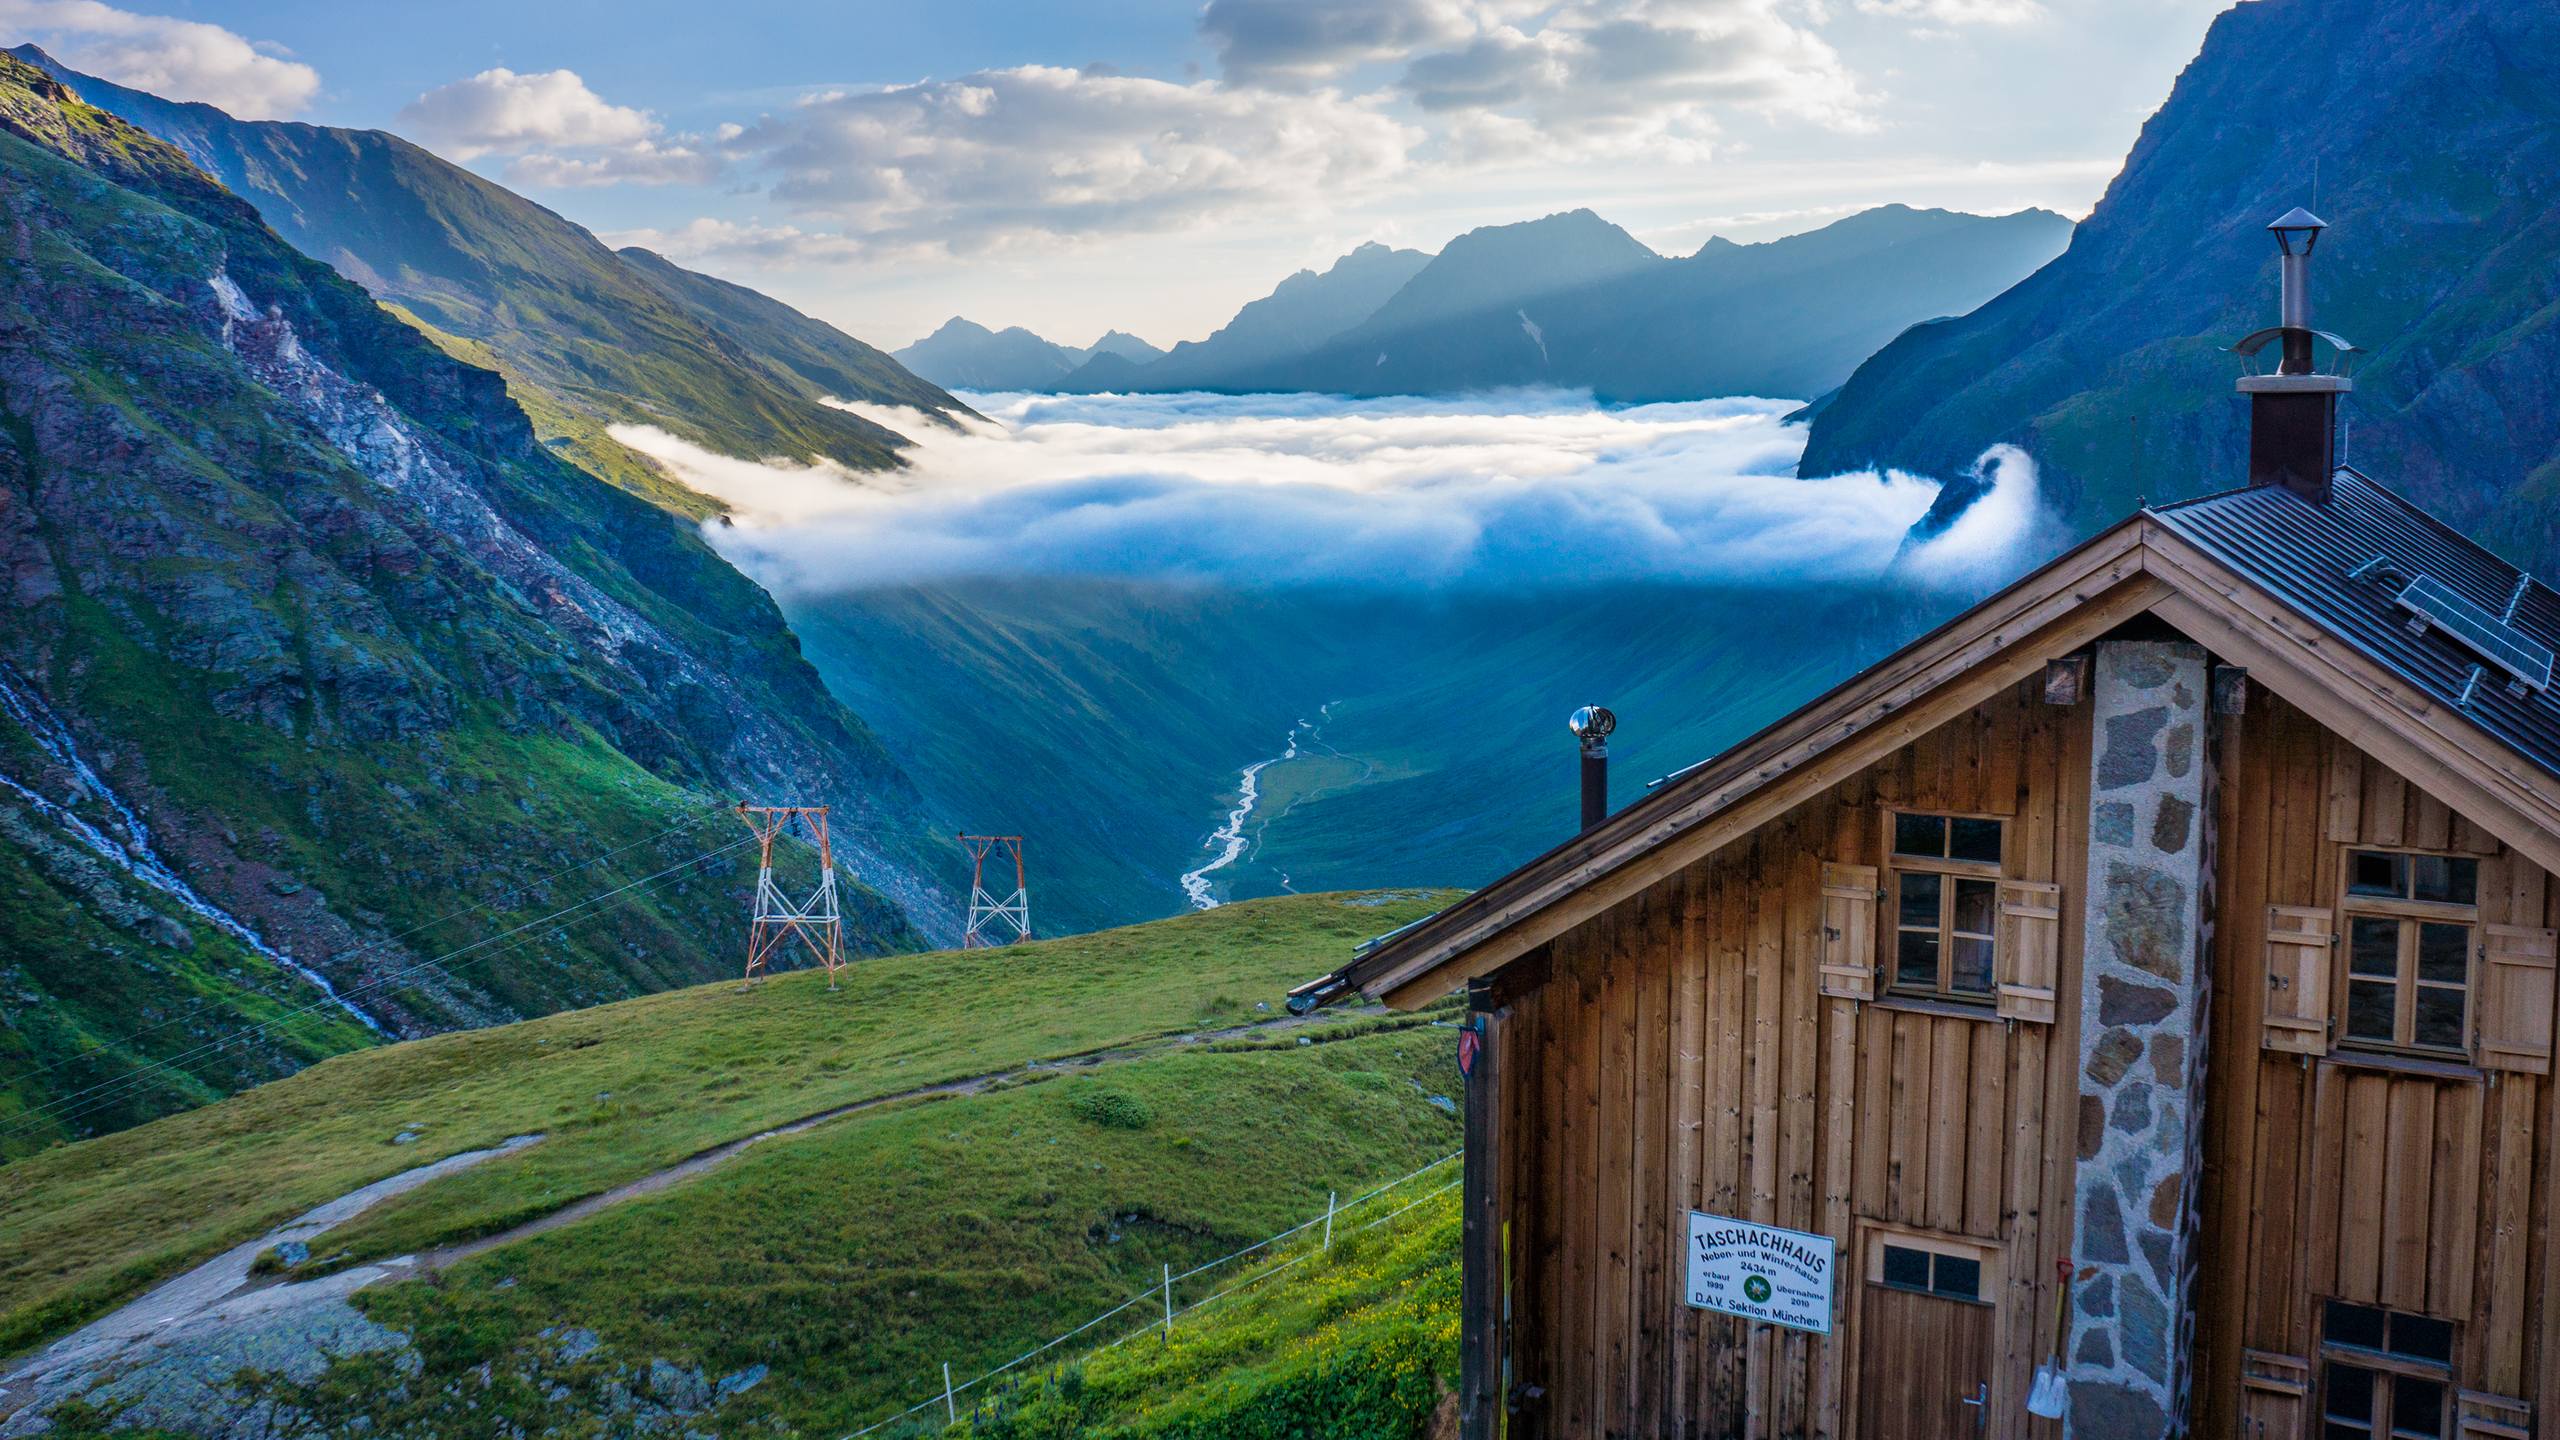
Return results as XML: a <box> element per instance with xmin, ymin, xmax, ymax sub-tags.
<box><xmin>1059</xmin><ymin>240</ymin><xmax>1434</xmax><ymax>392</ymax></box>
<box><xmin>9</xmin><ymin>46</ymin><xmax>966</xmax><ymax>507</ymax></box>
<box><xmin>0</xmin><ymin>54</ymin><xmax>943</xmax><ymax>1149</ymax></box>
<box><xmin>789</xmin><ymin>578</ymin><xmax>1914</xmax><ymax>935</ymax></box>
<box><xmin>1088</xmin><ymin>328</ymin><xmax>1165</xmax><ymax>365</ymax></box>
<box><xmin>1796</xmin><ymin>0</ymin><xmax>2560</xmax><ymax>568</ymax></box>
<box><xmin>1240</xmin><ymin>205</ymin><xmax>2070</xmax><ymax>399</ymax></box>
<box><xmin>614</xmin><ymin>245</ymin><xmax>970</xmax><ymax>421</ymax></box>
<box><xmin>896</xmin><ymin>317</ymin><xmax>1097</xmax><ymax>391</ymax></box>
<box><xmin>0</xmin><ymin>893</ymin><xmax>1459</xmax><ymax>1437</ymax></box>
<box><xmin>1356</xmin><ymin>208</ymin><xmax>1661</xmax><ymax>334</ymax></box>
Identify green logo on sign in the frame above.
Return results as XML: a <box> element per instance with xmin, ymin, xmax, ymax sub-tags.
<box><xmin>1744</xmin><ymin>1275</ymin><xmax>1773</xmax><ymax>1304</ymax></box>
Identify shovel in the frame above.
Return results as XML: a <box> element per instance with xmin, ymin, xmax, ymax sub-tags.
<box><xmin>2027</xmin><ymin>1258</ymin><xmax>2071</xmax><ymax>1419</ymax></box>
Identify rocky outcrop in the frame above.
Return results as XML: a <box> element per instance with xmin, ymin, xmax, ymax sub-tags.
<box><xmin>0</xmin><ymin>52</ymin><xmax>942</xmax><ymax>1146</ymax></box>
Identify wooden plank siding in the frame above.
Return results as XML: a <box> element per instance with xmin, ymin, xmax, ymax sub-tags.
<box><xmin>1496</xmin><ymin>681</ymin><xmax>2082</xmax><ymax>1437</ymax></box>
<box><xmin>1491</xmin><ymin>670</ymin><xmax>2560</xmax><ymax>1437</ymax></box>
<box><xmin>2190</xmin><ymin>688</ymin><xmax>2557</xmax><ymax>1436</ymax></box>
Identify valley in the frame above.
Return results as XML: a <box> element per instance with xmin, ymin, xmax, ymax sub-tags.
<box><xmin>3</xmin><ymin>0</ymin><xmax>2554</xmax><ymax>1434</ymax></box>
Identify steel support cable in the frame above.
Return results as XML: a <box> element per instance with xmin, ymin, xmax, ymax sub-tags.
<box><xmin>0</xmin><ymin>835</ymin><xmax>757</xmax><ymax>1142</ymax></box>
<box><xmin>840</xmin><ymin>1150</ymin><xmax>1463</xmax><ymax>1437</ymax></box>
<box><xmin>12</xmin><ymin>805</ymin><xmax>1023</xmax><ymax>1144</ymax></box>
<box><xmin>7</xmin><ymin>805</ymin><xmax>734</xmax><ymax>1085</ymax></box>
<box><xmin>2</xmin><ymin>835</ymin><xmax>756</xmax><ymax>1141</ymax></box>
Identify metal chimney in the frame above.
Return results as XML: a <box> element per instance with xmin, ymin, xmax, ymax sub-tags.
<box><xmin>2271</xmin><ymin>207</ymin><xmax>2321</xmax><ymax>373</ymax></box>
<box><xmin>2232</xmin><ymin>209</ymin><xmax>2359</xmax><ymax>503</ymax></box>
<box><xmin>1568</xmin><ymin>705</ymin><xmax>1614</xmax><ymax>833</ymax></box>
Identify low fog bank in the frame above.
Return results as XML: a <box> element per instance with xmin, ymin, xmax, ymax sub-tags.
<box><xmin>613</xmin><ymin>389</ymin><xmax>2059</xmax><ymax>598</ymax></box>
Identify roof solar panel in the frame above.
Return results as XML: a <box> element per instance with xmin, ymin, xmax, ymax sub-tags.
<box><xmin>2395</xmin><ymin>573</ymin><xmax>2554</xmax><ymax>692</ymax></box>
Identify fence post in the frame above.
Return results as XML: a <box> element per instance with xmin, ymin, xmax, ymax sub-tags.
<box><xmin>943</xmin><ymin>1361</ymin><xmax>957</xmax><ymax>1425</ymax></box>
<box><xmin>1162</xmin><ymin>1262</ymin><xmax>1174</xmax><ymax>1339</ymax></box>
<box><xmin>1323</xmin><ymin>1190</ymin><xmax>1337</xmax><ymax>1251</ymax></box>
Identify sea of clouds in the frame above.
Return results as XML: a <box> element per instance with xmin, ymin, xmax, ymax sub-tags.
<box><xmin>612</xmin><ymin>389</ymin><xmax>2052</xmax><ymax>597</ymax></box>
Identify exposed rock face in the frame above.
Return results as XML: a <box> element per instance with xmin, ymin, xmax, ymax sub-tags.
<box><xmin>1800</xmin><ymin>0</ymin><xmax>2560</xmax><ymax>574</ymax></box>
<box><xmin>0</xmin><ymin>53</ymin><xmax>941</xmax><ymax>1145</ymax></box>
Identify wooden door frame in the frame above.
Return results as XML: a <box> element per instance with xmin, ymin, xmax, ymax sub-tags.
<box><xmin>1845</xmin><ymin>1220</ymin><xmax>2008</xmax><ymax>1438</ymax></box>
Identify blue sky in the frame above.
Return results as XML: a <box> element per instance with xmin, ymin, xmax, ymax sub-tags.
<box><xmin>3</xmin><ymin>0</ymin><xmax>2239</xmax><ymax>349</ymax></box>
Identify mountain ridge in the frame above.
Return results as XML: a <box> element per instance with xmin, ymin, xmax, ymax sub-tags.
<box><xmin>974</xmin><ymin>205</ymin><xmax>2070</xmax><ymax>402</ymax></box>
<box><xmin>9</xmin><ymin>44</ymin><xmax>966</xmax><ymax>512</ymax></box>
<box><xmin>1795</xmin><ymin>0</ymin><xmax>2560</xmax><ymax>569</ymax></box>
<box><xmin>0</xmin><ymin>51</ymin><xmax>946</xmax><ymax>1148</ymax></box>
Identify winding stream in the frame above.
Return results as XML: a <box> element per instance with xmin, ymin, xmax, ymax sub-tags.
<box><xmin>0</xmin><ymin>667</ymin><xmax>384</xmax><ymax>1033</ymax></box>
<box><xmin>1179</xmin><ymin>704</ymin><xmax>1331</xmax><ymax>909</ymax></box>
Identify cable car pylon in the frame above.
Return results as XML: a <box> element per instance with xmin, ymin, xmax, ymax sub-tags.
<box><xmin>737</xmin><ymin>804</ymin><xmax>845</xmax><ymax>988</ymax></box>
<box><xmin>958</xmin><ymin>834</ymin><xmax>1030</xmax><ymax>948</ymax></box>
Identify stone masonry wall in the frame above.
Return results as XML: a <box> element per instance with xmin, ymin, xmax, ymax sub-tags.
<box><xmin>2065</xmin><ymin>641</ymin><xmax>2212</xmax><ymax>1439</ymax></box>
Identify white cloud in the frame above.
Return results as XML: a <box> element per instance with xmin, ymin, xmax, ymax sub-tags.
<box><xmin>504</xmin><ymin>139</ymin><xmax>722</xmax><ymax>189</ymax></box>
<box><xmin>726</xmin><ymin>66</ymin><xmax>1418</xmax><ymax>251</ymax></box>
<box><xmin>395</xmin><ymin>66</ymin><xmax>724</xmax><ymax>188</ymax></box>
<box><xmin>1855</xmin><ymin>0</ymin><xmax>2045</xmax><ymax>23</ymax></box>
<box><xmin>611</xmin><ymin>390</ymin><xmax>2040</xmax><ymax>595</ymax></box>
<box><xmin>605</xmin><ymin>217</ymin><xmax>866</xmax><ymax>268</ymax></box>
<box><xmin>0</xmin><ymin>0</ymin><xmax>318</xmax><ymax>117</ymax></box>
<box><xmin>1200</xmin><ymin>0</ymin><xmax>1477</xmax><ymax>90</ymax></box>
<box><xmin>397</xmin><ymin>67</ymin><xmax>654</xmax><ymax>160</ymax></box>
<box><xmin>1397</xmin><ymin>1</ymin><xmax>1879</xmax><ymax>155</ymax></box>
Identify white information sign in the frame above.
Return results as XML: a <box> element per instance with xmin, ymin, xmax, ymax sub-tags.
<box><xmin>1684</xmin><ymin>1211</ymin><xmax>1836</xmax><ymax>1335</ymax></box>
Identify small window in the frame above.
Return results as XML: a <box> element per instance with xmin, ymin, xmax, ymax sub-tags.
<box><xmin>2338</xmin><ymin>851</ymin><xmax>2478</xmax><ymax>1058</ymax></box>
<box><xmin>2348</xmin><ymin>850</ymin><xmax>2477</xmax><ymax>907</ymax></box>
<box><xmin>2319</xmin><ymin>1301</ymin><xmax>2452</xmax><ymax>1439</ymax></box>
<box><xmin>1892</xmin><ymin>813</ymin><xmax>2003</xmax><ymax>866</ymax></box>
<box><xmin>1887</xmin><ymin>813</ymin><xmax>2002</xmax><ymax>1004</ymax></box>
<box><xmin>1876</xmin><ymin>1243</ymin><xmax>1983</xmax><ymax>1303</ymax></box>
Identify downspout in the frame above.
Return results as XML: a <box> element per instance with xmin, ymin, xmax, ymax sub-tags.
<box><xmin>1459</xmin><ymin>973</ymin><xmax>1506</xmax><ymax>1440</ymax></box>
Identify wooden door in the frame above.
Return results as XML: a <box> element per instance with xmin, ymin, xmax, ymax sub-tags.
<box><xmin>1855</xmin><ymin>1239</ymin><xmax>1996</xmax><ymax>1438</ymax></box>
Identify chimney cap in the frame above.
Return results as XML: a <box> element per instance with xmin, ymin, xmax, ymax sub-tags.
<box><xmin>2268</xmin><ymin>207</ymin><xmax>2327</xmax><ymax>253</ymax></box>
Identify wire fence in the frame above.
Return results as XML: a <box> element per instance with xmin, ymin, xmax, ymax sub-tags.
<box><xmin>841</xmin><ymin>1150</ymin><xmax>1464</xmax><ymax>1437</ymax></box>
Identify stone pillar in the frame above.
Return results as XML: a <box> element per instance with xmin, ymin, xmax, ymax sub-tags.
<box><xmin>2066</xmin><ymin>640</ymin><xmax>2213</xmax><ymax>1438</ymax></box>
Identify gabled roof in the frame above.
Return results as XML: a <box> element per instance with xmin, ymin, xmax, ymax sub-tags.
<box><xmin>1303</xmin><ymin>476</ymin><xmax>2560</xmax><ymax>1013</ymax></box>
<box><xmin>2152</xmin><ymin>469</ymin><xmax>2560</xmax><ymax>776</ymax></box>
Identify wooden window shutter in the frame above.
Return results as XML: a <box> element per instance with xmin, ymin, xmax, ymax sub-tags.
<box><xmin>2478</xmin><ymin>924</ymin><xmax>2559</xmax><ymax>1075</ymax></box>
<box><xmin>2239</xmin><ymin>1349</ymin><xmax>2309</xmax><ymax>1439</ymax></box>
<box><xmin>1995</xmin><ymin>879</ymin><xmax>2062</xmax><ymax>1023</ymax></box>
<box><xmin>1818</xmin><ymin>862</ymin><xmax>1878</xmax><ymax>1001</ymax></box>
<box><xmin>2264</xmin><ymin>905</ymin><xmax>2334</xmax><ymax>1056</ymax></box>
<box><xmin>2456</xmin><ymin>1390</ymin><xmax>2532</xmax><ymax>1439</ymax></box>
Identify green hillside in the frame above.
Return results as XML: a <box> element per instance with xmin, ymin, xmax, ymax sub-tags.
<box><xmin>949</xmin><ymin>1187</ymin><xmax>1460</xmax><ymax>1440</ymax></box>
<box><xmin>9</xmin><ymin>45</ymin><xmax>969</xmax><ymax>506</ymax></box>
<box><xmin>0</xmin><ymin>52</ymin><xmax>944</xmax><ymax>1149</ymax></box>
<box><xmin>0</xmin><ymin>890</ymin><xmax>1460</xmax><ymax>1435</ymax></box>
<box><xmin>792</xmin><ymin>579</ymin><xmax>1910</xmax><ymax>933</ymax></box>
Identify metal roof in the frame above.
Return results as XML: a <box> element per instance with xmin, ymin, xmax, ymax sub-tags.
<box><xmin>2150</xmin><ymin>469</ymin><xmax>2560</xmax><ymax>781</ymax></box>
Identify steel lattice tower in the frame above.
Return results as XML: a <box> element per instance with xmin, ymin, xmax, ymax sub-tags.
<box><xmin>958</xmin><ymin>834</ymin><xmax>1030</xmax><ymax>948</ymax></box>
<box><xmin>737</xmin><ymin>804</ymin><xmax>845</xmax><ymax>987</ymax></box>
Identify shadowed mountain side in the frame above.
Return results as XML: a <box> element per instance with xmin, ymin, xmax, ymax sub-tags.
<box><xmin>1796</xmin><ymin>0</ymin><xmax>2560</xmax><ymax>571</ymax></box>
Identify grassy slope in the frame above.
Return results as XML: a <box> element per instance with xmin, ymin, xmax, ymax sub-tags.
<box><xmin>0</xmin><ymin>54</ymin><xmax>940</xmax><ymax>1143</ymax></box>
<box><xmin>616</xmin><ymin>246</ymin><xmax>971</xmax><ymax>422</ymax></box>
<box><xmin>8</xmin><ymin>46</ymin><xmax>948</xmax><ymax>480</ymax></box>
<box><xmin>0</xmin><ymin>891</ymin><xmax>1455</xmax><ymax>1362</ymax></box>
<box><xmin>953</xmin><ymin>1189</ymin><xmax>1460</xmax><ymax>1440</ymax></box>
<box><xmin>257</xmin><ymin>1025</ymin><xmax>1464</xmax><ymax>1436</ymax></box>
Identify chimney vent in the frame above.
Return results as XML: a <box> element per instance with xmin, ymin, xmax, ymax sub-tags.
<box><xmin>2232</xmin><ymin>210</ymin><xmax>2360</xmax><ymax>504</ymax></box>
<box><xmin>1568</xmin><ymin>705</ymin><xmax>1614</xmax><ymax>833</ymax></box>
